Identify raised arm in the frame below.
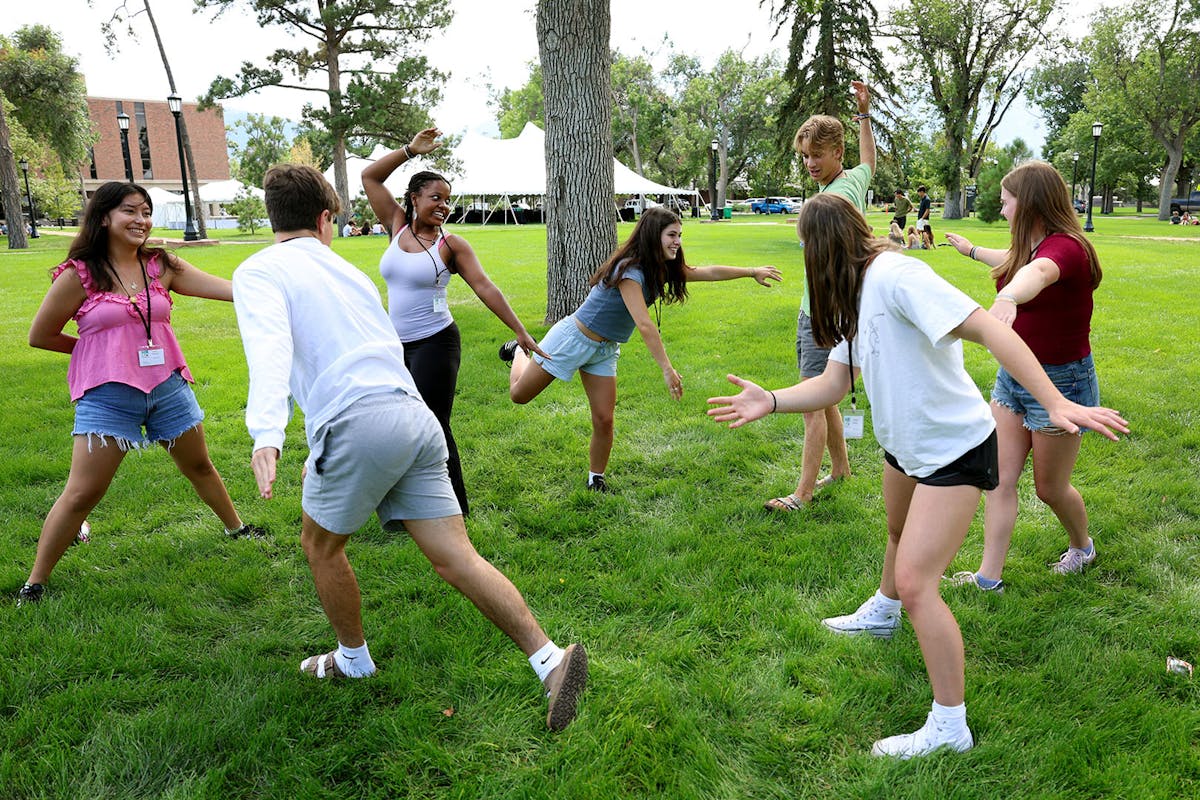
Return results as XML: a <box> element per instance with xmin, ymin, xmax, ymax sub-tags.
<box><xmin>360</xmin><ymin>126</ymin><xmax>442</xmax><ymax>234</ymax></box>
<box><xmin>445</xmin><ymin>235</ymin><xmax>548</xmax><ymax>358</ymax></box>
<box><xmin>954</xmin><ymin>308</ymin><xmax>1128</xmax><ymax>440</ymax></box>
<box><xmin>851</xmin><ymin>80</ymin><xmax>876</xmax><ymax>173</ymax></box>
<box><xmin>619</xmin><ymin>279</ymin><xmax>682</xmax><ymax>400</ymax></box>
<box><xmin>685</xmin><ymin>264</ymin><xmax>782</xmax><ymax>285</ymax></box>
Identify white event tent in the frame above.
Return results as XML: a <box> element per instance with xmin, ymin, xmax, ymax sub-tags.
<box><xmin>326</xmin><ymin>122</ymin><xmax>697</xmax><ymax>222</ymax></box>
<box><xmin>149</xmin><ymin>179</ymin><xmax>265</xmax><ymax>230</ymax></box>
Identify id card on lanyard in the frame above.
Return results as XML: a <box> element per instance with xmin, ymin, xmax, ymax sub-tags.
<box><xmin>842</xmin><ymin>339</ymin><xmax>865</xmax><ymax>439</ymax></box>
<box><xmin>129</xmin><ymin>257</ymin><xmax>164</xmax><ymax>368</ymax></box>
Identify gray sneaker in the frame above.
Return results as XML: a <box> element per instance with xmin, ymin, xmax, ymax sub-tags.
<box><xmin>1050</xmin><ymin>542</ymin><xmax>1096</xmax><ymax>575</ymax></box>
<box><xmin>942</xmin><ymin>571</ymin><xmax>1004</xmax><ymax>594</ymax></box>
<box><xmin>822</xmin><ymin>593</ymin><xmax>902</xmax><ymax>639</ymax></box>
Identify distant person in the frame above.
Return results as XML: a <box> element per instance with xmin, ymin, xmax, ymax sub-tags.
<box><xmin>232</xmin><ymin>164</ymin><xmax>587</xmax><ymax>730</ymax></box>
<box><xmin>361</xmin><ymin>127</ymin><xmax>548</xmax><ymax>516</ymax></box>
<box><xmin>360</xmin><ymin>219</ymin><xmax>371</xmax><ymax>236</ymax></box>
<box><xmin>916</xmin><ymin>186</ymin><xmax>934</xmax><ymax>248</ymax></box>
<box><xmin>707</xmin><ymin>192</ymin><xmax>1127</xmax><ymax>758</ymax></box>
<box><xmin>943</xmin><ymin>160</ymin><xmax>1109</xmax><ymax>590</ymax></box>
<box><xmin>887</xmin><ymin>221</ymin><xmax>905</xmax><ymax>246</ymax></box>
<box><xmin>1170</xmin><ymin>210</ymin><xmax>1181</xmax><ymax>225</ymax></box>
<box><xmin>890</xmin><ymin>189</ymin><xmax>913</xmax><ymax>229</ymax></box>
<box><xmin>764</xmin><ymin>79</ymin><xmax>875</xmax><ymax>513</ymax></box>
<box><xmin>341</xmin><ymin>219</ymin><xmax>357</xmax><ymax>237</ymax></box>
<box><xmin>503</xmin><ymin>206</ymin><xmax>780</xmax><ymax>493</ymax></box>
<box><xmin>906</xmin><ymin>225</ymin><xmax>926</xmax><ymax>250</ymax></box>
<box><xmin>18</xmin><ymin>181</ymin><xmax>263</xmax><ymax>606</ymax></box>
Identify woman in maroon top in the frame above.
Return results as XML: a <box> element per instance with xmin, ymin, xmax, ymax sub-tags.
<box><xmin>945</xmin><ymin>161</ymin><xmax>1105</xmax><ymax>589</ymax></box>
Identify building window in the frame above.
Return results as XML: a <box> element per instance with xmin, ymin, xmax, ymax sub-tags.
<box><xmin>134</xmin><ymin>102</ymin><xmax>152</xmax><ymax>180</ymax></box>
<box><xmin>88</xmin><ymin>147</ymin><xmax>97</xmax><ymax>179</ymax></box>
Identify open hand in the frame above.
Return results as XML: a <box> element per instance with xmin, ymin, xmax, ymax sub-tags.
<box><xmin>706</xmin><ymin>374</ymin><xmax>772</xmax><ymax>428</ymax></box>
<box><xmin>410</xmin><ymin>127</ymin><xmax>443</xmax><ymax>156</ymax></box>
<box><xmin>752</xmin><ymin>266</ymin><xmax>782</xmax><ymax>286</ymax></box>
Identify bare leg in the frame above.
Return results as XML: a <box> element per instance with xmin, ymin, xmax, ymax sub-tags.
<box><xmin>300</xmin><ymin>513</ymin><xmax>364</xmax><ymax>647</ymax></box>
<box><xmin>162</xmin><ymin>424</ymin><xmax>242</xmax><ymax>530</ymax></box>
<box><xmin>823</xmin><ymin>404</ymin><xmax>852</xmax><ymax>480</ymax></box>
<box><xmin>406</xmin><ymin>515</ymin><xmax>548</xmax><ymax>656</ymax></box>
<box><xmin>579</xmin><ymin>371</ymin><xmax>617</xmax><ymax>475</ymax></box>
<box><xmin>878</xmin><ymin>460</ymin><xmax>916</xmax><ymax>600</ymax></box>
<box><xmin>28</xmin><ymin>436</ymin><xmax>126</xmax><ymax>585</ymax></box>
<box><xmin>1030</xmin><ymin>430</ymin><xmax>1089</xmax><ymax>550</ymax></box>
<box><xmin>509</xmin><ymin>349</ymin><xmax>556</xmax><ymax>404</ymax></box>
<box><xmin>892</xmin><ymin>482</ymin><xmax>981</xmax><ymax>706</ymax></box>
<box><xmin>979</xmin><ymin>403</ymin><xmax>1032</xmax><ymax>580</ymax></box>
<box><xmin>792</xmin><ymin>407</ymin><xmax>827</xmax><ymax>502</ymax></box>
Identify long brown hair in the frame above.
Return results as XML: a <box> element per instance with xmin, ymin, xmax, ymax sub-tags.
<box><xmin>66</xmin><ymin>182</ymin><xmax>170</xmax><ymax>293</ymax></box>
<box><xmin>994</xmin><ymin>161</ymin><xmax>1102</xmax><ymax>289</ymax></box>
<box><xmin>590</xmin><ymin>206</ymin><xmax>688</xmax><ymax>305</ymax></box>
<box><xmin>797</xmin><ymin>193</ymin><xmax>894</xmax><ymax>348</ymax></box>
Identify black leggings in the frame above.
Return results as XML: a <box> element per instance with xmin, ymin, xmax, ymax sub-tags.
<box><xmin>403</xmin><ymin>322</ymin><xmax>467</xmax><ymax>515</ymax></box>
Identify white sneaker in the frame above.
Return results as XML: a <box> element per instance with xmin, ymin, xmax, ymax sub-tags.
<box><xmin>1050</xmin><ymin>541</ymin><xmax>1096</xmax><ymax>575</ymax></box>
<box><xmin>871</xmin><ymin>712</ymin><xmax>974</xmax><ymax>758</ymax></box>
<box><xmin>822</xmin><ymin>593</ymin><xmax>902</xmax><ymax>639</ymax></box>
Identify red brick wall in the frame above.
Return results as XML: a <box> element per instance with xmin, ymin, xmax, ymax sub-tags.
<box><xmin>84</xmin><ymin>96</ymin><xmax>230</xmax><ymax>192</ymax></box>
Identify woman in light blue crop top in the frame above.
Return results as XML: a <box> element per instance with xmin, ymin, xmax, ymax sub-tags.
<box><xmin>362</xmin><ymin>127</ymin><xmax>547</xmax><ymax>516</ymax></box>
<box><xmin>503</xmin><ymin>207</ymin><xmax>781</xmax><ymax>493</ymax></box>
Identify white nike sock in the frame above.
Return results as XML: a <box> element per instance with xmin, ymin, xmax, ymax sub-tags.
<box><xmin>335</xmin><ymin>641</ymin><xmax>376</xmax><ymax>677</ymax></box>
<box><xmin>529</xmin><ymin>640</ymin><xmax>565</xmax><ymax>683</ymax></box>
<box><xmin>588</xmin><ymin>472</ymin><xmax>604</xmax><ymax>485</ymax></box>
<box><xmin>930</xmin><ymin>700</ymin><xmax>968</xmax><ymax>735</ymax></box>
<box><xmin>874</xmin><ymin>589</ymin><xmax>902</xmax><ymax>610</ymax></box>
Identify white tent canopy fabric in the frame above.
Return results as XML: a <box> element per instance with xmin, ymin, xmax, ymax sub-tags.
<box><xmin>326</xmin><ymin>122</ymin><xmax>696</xmax><ymax>201</ymax></box>
<box><xmin>148</xmin><ymin>179</ymin><xmax>264</xmax><ymax>230</ymax></box>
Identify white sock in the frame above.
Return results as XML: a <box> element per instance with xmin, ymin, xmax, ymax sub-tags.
<box><xmin>875</xmin><ymin>589</ymin><xmax>902</xmax><ymax>611</ymax></box>
<box><xmin>529</xmin><ymin>640</ymin><xmax>565</xmax><ymax>683</ymax></box>
<box><xmin>588</xmin><ymin>472</ymin><xmax>604</xmax><ymax>485</ymax></box>
<box><xmin>335</xmin><ymin>641</ymin><xmax>376</xmax><ymax>677</ymax></box>
<box><xmin>1078</xmin><ymin>538</ymin><xmax>1094</xmax><ymax>556</ymax></box>
<box><xmin>930</xmin><ymin>700</ymin><xmax>968</xmax><ymax>734</ymax></box>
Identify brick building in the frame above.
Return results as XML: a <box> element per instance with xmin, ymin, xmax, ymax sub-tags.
<box><xmin>83</xmin><ymin>96</ymin><xmax>230</xmax><ymax>198</ymax></box>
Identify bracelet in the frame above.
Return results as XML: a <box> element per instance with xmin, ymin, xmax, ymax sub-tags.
<box><xmin>969</xmin><ymin>245</ymin><xmax>979</xmax><ymax>261</ymax></box>
<box><xmin>770</xmin><ymin>391</ymin><xmax>778</xmax><ymax>413</ymax></box>
<box><xmin>402</xmin><ymin>144</ymin><xmax>413</xmax><ymax>159</ymax></box>
<box><xmin>852</xmin><ymin>113</ymin><xmax>870</xmax><ymax>122</ymax></box>
<box><xmin>996</xmin><ymin>292</ymin><xmax>1018</xmax><ymax>305</ymax></box>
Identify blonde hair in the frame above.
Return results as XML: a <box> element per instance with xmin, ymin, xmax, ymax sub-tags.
<box><xmin>793</xmin><ymin>115</ymin><xmax>845</xmax><ymax>157</ymax></box>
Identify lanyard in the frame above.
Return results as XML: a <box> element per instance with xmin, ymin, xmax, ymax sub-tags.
<box><xmin>127</xmin><ymin>256</ymin><xmax>153</xmax><ymax>346</ymax></box>
<box><xmin>410</xmin><ymin>227</ymin><xmax>449</xmax><ymax>287</ymax></box>
<box><xmin>847</xmin><ymin>338</ymin><xmax>857</xmax><ymax>411</ymax></box>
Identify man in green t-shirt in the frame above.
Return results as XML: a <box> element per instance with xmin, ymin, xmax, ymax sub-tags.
<box><xmin>763</xmin><ymin>79</ymin><xmax>874</xmax><ymax>513</ymax></box>
<box><xmin>891</xmin><ymin>189</ymin><xmax>913</xmax><ymax>228</ymax></box>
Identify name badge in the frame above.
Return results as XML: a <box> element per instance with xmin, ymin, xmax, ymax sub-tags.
<box><xmin>138</xmin><ymin>346</ymin><xmax>165</xmax><ymax>367</ymax></box>
<box><xmin>432</xmin><ymin>287</ymin><xmax>448</xmax><ymax>314</ymax></box>
<box><xmin>842</xmin><ymin>410</ymin><xmax>865</xmax><ymax>439</ymax></box>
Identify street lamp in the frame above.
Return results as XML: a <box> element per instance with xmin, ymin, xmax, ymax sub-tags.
<box><xmin>1070</xmin><ymin>152</ymin><xmax>1079</xmax><ymax>208</ymax></box>
<box><xmin>1084</xmin><ymin>121</ymin><xmax>1102</xmax><ymax>233</ymax></box>
<box><xmin>709</xmin><ymin>138</ymin><xmax>719</xmax><ymax>221</ymax></box>
<box><xmin>167</xmin><ymin>93</ymin><xmax>199</xmax><ymax>241</ymax></box>
<box><xmin>117</xmin><ymin>111</ymin><xmax>134</xmax><ymax>182</ymax></box>
<box><xmin>17</xmin><ymin>158</ymin><xmax>39</xmax><ymax>239</ymax></box>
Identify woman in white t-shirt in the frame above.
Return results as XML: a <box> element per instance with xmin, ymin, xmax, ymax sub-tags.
<box><xmin>707</xmin><ymin>193</ymin><xmax>1127</xmax><ymax>759</ymax></box>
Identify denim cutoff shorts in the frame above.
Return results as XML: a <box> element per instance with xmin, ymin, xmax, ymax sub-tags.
<box><xmin>73</xmin><ymin>370</ymin><xmax>204</xmax><ymax>450</ymax></box>
<box><xmin>795</xmin><ymin>310</ymin><xmax>832</xmax><ymax>378</ymax></box>
<box><xmin>533</xmin><ymin>314</ymin><xmax>620</xmax><ymax>381</ymax></box>
<box><xmin>992</xmin><ymin>353</ymin><xmax>1099</xmax><ymax>434</ymax></box>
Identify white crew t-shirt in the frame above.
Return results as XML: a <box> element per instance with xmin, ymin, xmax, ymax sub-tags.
<box><xmin>829</xmin><ymin>250</ymin><xmax>995</xmax><ymax>477</ymax></box>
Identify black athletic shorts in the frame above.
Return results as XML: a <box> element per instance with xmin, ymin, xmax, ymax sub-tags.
<box><xmin>883</xmin><ymin>430</ymin><xmax>998</xmax><ymax>490</ymax></box>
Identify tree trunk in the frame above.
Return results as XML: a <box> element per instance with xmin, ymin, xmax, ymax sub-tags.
<box><xmin>0</xmin><ymin>99</ymin><xmax>29</xmax><ymax>250</ymax></box>
<box><xmin>143</xmin><ymin>0</ymin><xmax>207</xmax><ymax>237</ymax></box>
<box><xmin>538</xmin><ymin>0</ymin><xmax>616</xmax><ymax>324</ymax></box>
<box><xmin>323</xmin><ymin>24</ymin><xmax>351</xmax><ymax>235</ymax></box>
<box><xmin>1157</xmin><ymin>142</ymin><xmax>1184</xmax><ymax>221</ymax></box>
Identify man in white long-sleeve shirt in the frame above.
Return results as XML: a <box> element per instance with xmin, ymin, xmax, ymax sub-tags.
<box><xmin>232</xmin><ymin>164</ymin><xmax>586</xmax><ymax>731</ymax></box>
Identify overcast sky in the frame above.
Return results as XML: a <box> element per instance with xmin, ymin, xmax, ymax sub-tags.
<box><xmin>9</xmin><ymin>1</ymin><xmax>1115</xmax><ymax>155</ymax></box>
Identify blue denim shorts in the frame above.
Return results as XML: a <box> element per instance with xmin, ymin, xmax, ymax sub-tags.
<box><xmin>991</xmin><ymin>354</ymin><xmax>1099</xmax><ymax>434</ymax></box>
<box><xmin>533</xmin><ymin>314</ymin><xmax>620</xmax><ymax>381</ymax></box>
<box><xmin>73</xmin><ymin>371</ymin><xmax>204</xmax><ymax>450</ymax></box>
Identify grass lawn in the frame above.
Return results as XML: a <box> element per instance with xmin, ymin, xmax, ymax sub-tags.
<box><xmin>1</xmin><ymin>211</ymin><xmax>1198</xmax><ymax>799</ymax></box>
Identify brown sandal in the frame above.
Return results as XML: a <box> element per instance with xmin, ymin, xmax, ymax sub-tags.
<box><xmin>299</xmin><ymin>650</ymin><xmax>348</xmax><ymax>679</ymax></box>
<box><xmin>764</xmin><ymin>493</ymin><xmax>807</xmax><ymax>512</ymax></box>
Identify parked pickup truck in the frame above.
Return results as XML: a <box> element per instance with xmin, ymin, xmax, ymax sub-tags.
<box><xmin>1170</xmin><ymin>191</ymin><xmax>1200</xmax><ymax>215</ymax></box>
<box><xmin>751</xmin><ymin>197</ymin><xmax>790</xmax><ymax>214</ymax></box>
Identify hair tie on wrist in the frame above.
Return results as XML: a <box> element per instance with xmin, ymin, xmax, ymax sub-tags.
<box><xmin>770</xmin><ymin>391</ymin><xmax>778</xmax><ymax>413</ymax></box>
<box><xmin>996</xmin><ymin>292</ymin><xmax>1018</xmax><ymax>305</ymax></box>
<box><xmin>402</xmin><ymin>144</ymin><xmax>413</xmax><ymax>159</ymax></box>
<box><xmin>969</xmin><ymin>245</ymin><xmax>979</xmax><ymax>260</ymax></box>
<box><xmin>852</xmin><ymin>113</ymin><xmax>871</xmax><ymax>122</ymax></box>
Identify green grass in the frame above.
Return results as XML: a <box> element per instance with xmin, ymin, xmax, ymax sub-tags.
<box><xmin>1</xmin><ymin>212</ymin><xmax>1198</xmax><ymax>799</ymax></box>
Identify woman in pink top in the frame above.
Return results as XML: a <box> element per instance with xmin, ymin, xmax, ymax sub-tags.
<box><xmin>945</xmin><ymin>161</ymin><xmax>1105</xmax><ymax>591</ymax></box>
<box><xmin>18</xmin><ymin>182</ymin><xmax>262</xmax><ymax>605</ymax></box>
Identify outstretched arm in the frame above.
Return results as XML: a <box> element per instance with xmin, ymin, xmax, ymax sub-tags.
<box><xmin>943</xmin><ymin>232</ymin><xmax>1008</xmax><ymax>267</ymax></box>
<box><xmin>685</xmin><ymin>264</ymin><xmax>782</xmax><ymax>285</ymax></box>
<box><xmin>955</xmin><ymin>308</ymin><xmax>1128</xmax><ymax>440</ymax></box>
<box><xmin>448</xmin><ymin>235</ymin><xmax>548</xmax><ymax>359</ymax></box>
<box><xmin>707</xmin><ymin>358</ymin><xmax>854</xmax><ymax>428</ymax></box>
<box><xmin>164</xmin><ymin>253</ymin><xmax>233</xmax><ymax>301</ymax></box>
<box><xmin>361</xmin><ymin>127</ymin><xmax>442</xmax><ymax>234</ymax></box>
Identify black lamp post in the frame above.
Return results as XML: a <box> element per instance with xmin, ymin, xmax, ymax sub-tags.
<box><xmin>17</xmin><ymin>158</ymin><xmax>39</xmax><ymax>239</ymax></box>
<box><xmin>167</xmin><ymin>93</ymin><xmax>199</xmax><ymax>241</ymax></box>
<box><xmin>1083</xmin><ymin>121</ymin><xmax>1102</xmax><ymax>233</ymax></box>
<box><xmin>117</xmin><ymin>111</ymin><xmax>134</xmax><ymax>182</ymax></box>
<box><xmin>1070</xmin><ymin>152</ymin><xmax>1079</xmax><ymax>208</ymax></box>
<box><xmin>709</xmin><ymin>138</ymin><xmax>719</xmax><ymax>221</ymax></box>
